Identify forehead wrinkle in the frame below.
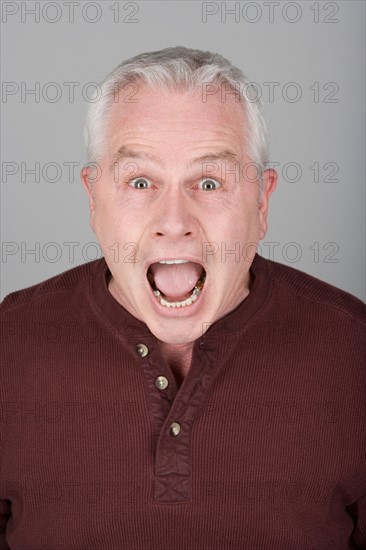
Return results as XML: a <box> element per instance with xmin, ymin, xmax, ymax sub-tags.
<box><xmin>188</xmin><ymin>150</ymin><xmax>238</xmax><ymax>168</ymax></box>
<box><xmin>110</xmin><ymin>145</ymin><xmax>238</xmax><ymax>172</ymax></box>
<box><xmin>111</xmin><ymin>146</ymin><xmax>165</xmax><ymax>169</ymax></box>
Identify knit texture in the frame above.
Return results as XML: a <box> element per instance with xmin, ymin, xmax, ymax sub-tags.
<box><xmin>1</xmin><ymin>254</ymin><xmax>365</xmax><ymax>549</ymax></box>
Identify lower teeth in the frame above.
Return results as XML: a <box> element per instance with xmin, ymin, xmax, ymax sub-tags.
<box><xmin>150</xmin><ymin>273</ymin><xmax>205</xmax><ymax>309</ymax></box>
<box><xmin>153</xmin><ymin>286</ymin><xmax>201</xmax><ymax>308</ymax></box>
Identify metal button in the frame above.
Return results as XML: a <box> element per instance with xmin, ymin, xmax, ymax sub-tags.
<box><xmin>155</xmin><ymin>376</ymin><xmax>169</xmax><ymax>390</ymax></box>
<box><xmin>169</xmin><ymin>422</ymin><xmax>181</xmax><ymax>437</ymax></box>
<box><xmin>136</xmin><ymin>343</ymin><xmax>149</xmax><ymax>357</ymax></box>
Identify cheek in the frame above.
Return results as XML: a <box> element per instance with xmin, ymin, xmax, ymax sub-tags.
<box><xmin>258</xmin><ymin>207</ymin><xmax>268</xmax><ymax>234</ymax></box>
<box><xmin>94</xmin><ymin>192</ymin><xmax>129</xmax><ymax>230</ymax></box>
<box><xmin>227</xmin><ymin>204</ymin><xmax>259</xmax><ymax>236</ymax></box>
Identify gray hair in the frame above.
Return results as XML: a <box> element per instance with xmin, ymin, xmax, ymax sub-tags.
<box><xmin>84</xmin><ymin>46</ymin><xmax>269</xmax><ymax>183</ymax></box>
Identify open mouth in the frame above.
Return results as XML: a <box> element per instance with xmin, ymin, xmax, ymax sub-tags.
<box><xmin>147</xmin><ymin>259</ymin><xmax>206</xmax><ymax>308</ymax></box>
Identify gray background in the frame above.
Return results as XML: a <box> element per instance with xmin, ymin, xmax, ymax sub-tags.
<box><xmin>1</xmin><ymin>0</ymin><xmax>365</xmax><ymax>301</ymax></box>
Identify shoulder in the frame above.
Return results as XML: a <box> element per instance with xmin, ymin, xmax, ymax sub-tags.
<box><xmin>0</xmin><ymin>259</ymin><xmax>103</xmax><ymax>316</ymax></box>
<box><xmin>256</xmin><ymin>255</ymin><xmax>366</xmax><ymax>328</ymax></box>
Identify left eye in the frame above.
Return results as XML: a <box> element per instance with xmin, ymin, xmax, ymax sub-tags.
<box><xmin>129</xmin><ymin>177</ymin><xmax>151</xmax><ymax>189</ymax></box>
<box><xmin>198</xmin><ymin>178</ymin><xmax>221</xmax><ymax>191</ymax></box>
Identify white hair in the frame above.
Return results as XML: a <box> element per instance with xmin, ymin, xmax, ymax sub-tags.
<box><xmin>84</xmin><ymin>46</ymin><xmax>269</xmax><ymax>183</ymax></box>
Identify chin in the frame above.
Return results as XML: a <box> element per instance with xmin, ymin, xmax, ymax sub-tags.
<box><xmin>147</xmin><ymin>318</ymin><xmax>202</xmax><ymax>345</ymax></box>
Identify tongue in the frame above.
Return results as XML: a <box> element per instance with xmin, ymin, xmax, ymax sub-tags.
<box><xmin>150</xmin><ymin>262</ymin><xmax>203</xmax><ymax>301</ymax></box>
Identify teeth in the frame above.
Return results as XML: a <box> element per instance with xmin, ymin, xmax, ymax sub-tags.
<box><xmin>159</xmin><ymin>292</ymin><xmax>199</xmax><ymax>308</ymax></box>
<box><xmin>158</xmin><ymin>259</ymin><xmax>189</xmax><ymax>265</ymax></box>
<box><xmin>195</xmin><ymin>279</ymin><xmax>204</xmax><ymax>290</ymax></box>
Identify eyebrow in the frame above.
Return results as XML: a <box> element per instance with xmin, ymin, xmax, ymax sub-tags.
<box><xmin>111</xmin><ymin>146</ymin><xmax>162</xmax><ymax>168</ymax></box>
<box><xmin>110</xmin><ymin>146</ymin><xmax>238</xmax><ymax>169</ymax></box>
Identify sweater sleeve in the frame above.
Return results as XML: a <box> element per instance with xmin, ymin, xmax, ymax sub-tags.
<box><xmin>0</xmin><ymin>500</ymin><xmax>10</xmax><ymax>550</ymax></box>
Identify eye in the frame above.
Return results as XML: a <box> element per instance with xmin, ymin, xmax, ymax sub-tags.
<box><xmin>128</xmin><ymin>177</ymin><xmax>151</xmax><ymax>189</ymax></box>
<box><xmin>198</xmin><ymin>178</ymin><xmax>221</xmax><ymax>191</ymax></box>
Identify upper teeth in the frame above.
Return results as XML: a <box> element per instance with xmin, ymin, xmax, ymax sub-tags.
<box><xmin>158</xmin><ymin>259</ymin><xmax>189</xmax><ymax>264</ymax></box>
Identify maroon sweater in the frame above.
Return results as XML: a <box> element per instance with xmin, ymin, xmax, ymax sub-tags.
<box><xmin>1</xmin><ymin>254</ymin><xmax>365</xmax><ymax>549</ymax></box>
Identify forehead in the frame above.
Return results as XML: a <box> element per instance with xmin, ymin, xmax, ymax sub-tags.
<box><xmin>106</xmin><ymin>84</ymin><xmax>247</xmax><ymax>155</ymax></box>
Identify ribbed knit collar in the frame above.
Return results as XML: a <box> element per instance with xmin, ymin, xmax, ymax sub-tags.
<box><xmin>90</xmin><ymin>253</ymin><xmax>271</xmax><ymax>341</ymax></box>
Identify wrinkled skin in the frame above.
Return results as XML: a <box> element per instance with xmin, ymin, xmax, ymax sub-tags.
<box><xmin>81</xmin><ymin>86</ymin><xmax>277</xmax><ymax>367</ymax></box>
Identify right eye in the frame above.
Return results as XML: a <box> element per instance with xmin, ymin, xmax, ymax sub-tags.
<box><xmin>128</xmin><ymin>177</ymin><xmax>152</xmax><ymax>189</ymax></box>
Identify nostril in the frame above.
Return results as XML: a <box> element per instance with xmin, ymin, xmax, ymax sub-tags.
<box><xmin>155</xmin><ymin>231</ymin><xmax>192</xmax><ymax>237</ymax></box>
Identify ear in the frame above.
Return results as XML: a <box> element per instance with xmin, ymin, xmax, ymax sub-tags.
<box><xmin>81</xmin><ymin>165</ymin><xmax>96</xmax><ymax>229</ymax></box>
<box><xmin>258</xmin><ymin>168</ymin><xmax>277</xmax><ymax>240</ymax></box>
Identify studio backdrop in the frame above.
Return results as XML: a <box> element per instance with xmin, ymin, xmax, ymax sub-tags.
<box><xmin>1</xmin><ymin>0</ymin><xmax>365</xmax><ymax>301</ymax></box>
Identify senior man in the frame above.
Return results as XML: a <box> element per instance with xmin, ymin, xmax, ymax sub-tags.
<box><xmin>1</xmin><ymin>47</ymin><xmax>365</xmax><ymax>549</ymax></box>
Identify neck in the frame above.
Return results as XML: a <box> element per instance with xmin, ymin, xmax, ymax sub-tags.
<box><xmin>158</xmin><ymin>340</ymin><xmax>194</xmax><ymax>387</ymax></box>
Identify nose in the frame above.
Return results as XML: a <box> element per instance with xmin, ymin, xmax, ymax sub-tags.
<box><xmin>151</xmin><ymin>186</ymin><xmax>198</xmax><ymax>240</ymax></box>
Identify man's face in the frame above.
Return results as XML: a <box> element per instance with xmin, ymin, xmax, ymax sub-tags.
<box><xmin>82</xmin><ymin>85</ymin><xmax>276</xmax><ymax>344</ymax></box>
